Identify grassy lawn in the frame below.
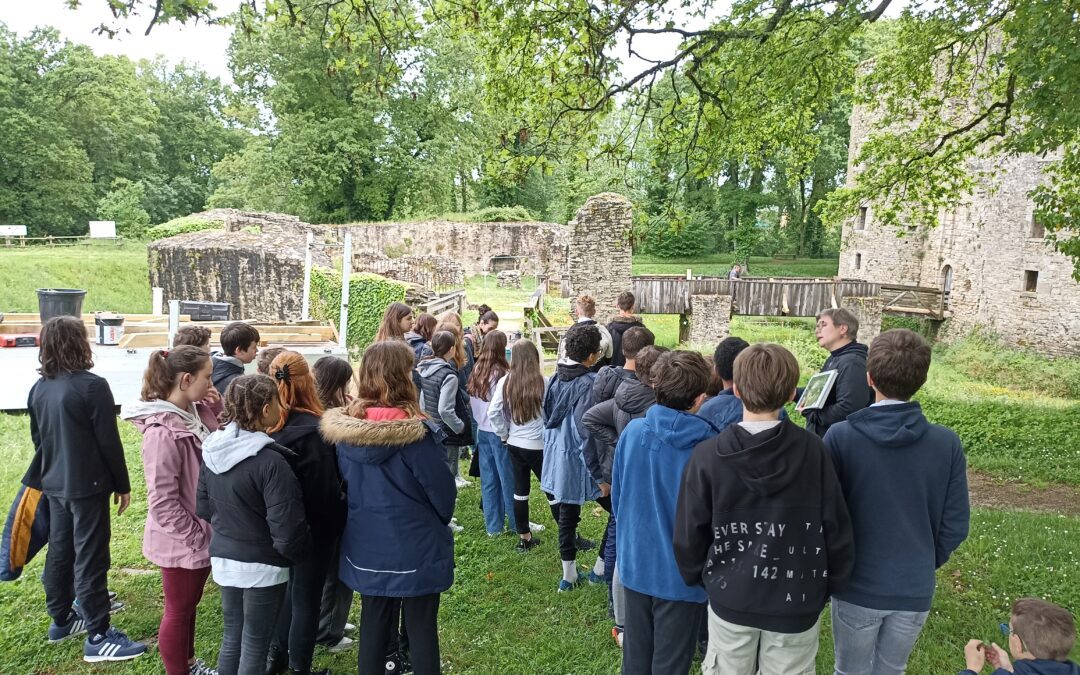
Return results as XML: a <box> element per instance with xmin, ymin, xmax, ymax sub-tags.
<box><xmin>0</xmin><ymin>411</ymin><xmax>1076</xmax><ymax>673</ymax></box>
<box><xmin>633</xmin><ymin>253</ymin><xmax>839</xmax><ymax>278</ymax></box>
<box><xmin>0</xmin><ymin>243</ymin><xmax>151</xmax><ymax>314</ymax></box>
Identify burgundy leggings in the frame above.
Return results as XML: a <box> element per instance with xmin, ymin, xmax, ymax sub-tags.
<box><xmin>159</xmin><ymin>566</ymin><xmax>211</xmax><ymax>675</ymax></box>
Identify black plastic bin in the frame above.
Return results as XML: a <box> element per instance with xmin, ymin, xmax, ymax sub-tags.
<box><xmin>179</xmin><ymin>300</ymin><xmax>231</xmax><ymax>322</ymax></box>
<box><xmin>36</xmin><ymin>288</ymin><xmax>87</xmax><ymax>322</ymax></box>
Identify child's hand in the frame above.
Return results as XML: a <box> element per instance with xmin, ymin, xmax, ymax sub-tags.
<box><xmin>598</xmin><ymin>482</ymin><xmax>611</xmax><ymax>498</ymax></box>
<box><xmin>964</xmin><ymin>639</ymin><xmax>986</xmax><ymax>672</ymax></box>
<box><xmin>986</xmin><ymin>643</ymin><xmax>1012</xmax><ymax>672</ymax></box>
<box><xmin>203</xmin><ymin>385</ymin><xmax>221</xmax><ymax>405</ymax></box>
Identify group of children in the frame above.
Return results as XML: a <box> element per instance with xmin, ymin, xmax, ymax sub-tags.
<box><xmin>21</xmin><ymin>292</ymin><xmax>1079</xmax><ymax>675</ymax></box>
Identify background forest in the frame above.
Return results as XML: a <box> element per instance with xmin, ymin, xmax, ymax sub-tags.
<box><xmin>0</xmin><ymin>12</ymin><xmax>888</xmax><ymax>259</ymax></box>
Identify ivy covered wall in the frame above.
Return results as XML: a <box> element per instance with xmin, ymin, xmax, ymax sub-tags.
<box><xmin>311</xmin><ymin>268</ymin><xmax>409</xmax><ymax>351</ymax></box>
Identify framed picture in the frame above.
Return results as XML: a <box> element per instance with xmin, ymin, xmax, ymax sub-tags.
<box><xmin>797</xmin><ymin>369</ymin><xmax>839</xmax><ymax>410</ymax></box>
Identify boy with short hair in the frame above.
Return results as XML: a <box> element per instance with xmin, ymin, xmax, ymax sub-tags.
<box><xmin>212</xmin><ymin>322</ymin><xmax>260</xmax><ymax>392</ymax></box>
<box><xmin>173</xmin><ymin>325</ymin><xmax>212</xmax><ymax>352</ymax></box>
<box><xmin>593</xmin><ymin>326</ymin><xmax>655</xmax><ymax>405</ymax></box>
<box><xmin>542</xmin><ymin>323</ymin><xmax>604</xmax><ymax>592</ymax></box>
<box><xmin>606</xmin><ymin>291</ymin><xmax>645</xmax><ymax>369</ymax></box>
<box><xmin>825</xmin><ymin>328</ymin><xmax>970</xmax><ymax>674</ymax></box>
<box><xmin>962</xmin><ymin>598</ymin><xmax>1078</xmax><ymax>674</ymax></box>
<box><xmin>674</xmin><ymin>343</ymin><xmax>854</xmax><ymax>675</ymax></box>
<box><xmin>612</xmin><ymin>350</ymin><xmax>717</xmax><ymax>674</ymax></box>
<box><xmin>697</xmin><ymin>336</ymin><xmax>751</xmax><ymax>430</ymax></box>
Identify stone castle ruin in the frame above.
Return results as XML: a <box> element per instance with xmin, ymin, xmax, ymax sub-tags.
<box><xmin>148</xmin><ymin>210</ymin><xmax>571</xmax><ymax>322</ymax></box>
<box><xmin>839</xmin><ymin>102</ymin><xmax>1080</xmax><ymax>356</ymax></box>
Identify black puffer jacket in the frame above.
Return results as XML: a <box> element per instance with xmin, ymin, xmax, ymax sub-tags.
<box><xmin>211</xmin><ymin>355</ymin><xmax>246</xmax><ymax>393</ymax></box>
<box><xmin>271</xmin><ymin>412</ymin><xmax>346</xmax><ymax>542</ymax></box>
<box><xmin>802</xmin><ymin>341</ymin><xmax>874</xmax><ymax>438</ymax></box>
<box><xmin>592</xmin><ymin>366</ymin><xmax>636</xmax><ymax>405</ymax></box>
<box><xmin>196</xmin><ymin>422</ymin><xmax>311</xmax><ymax>566</ymax></box>
<box><xmin>606</xmin><ymin>316</ymin><xmax>645</xmax><ymax>368</ymax></box>
<box><xmin>581</xmin><ymin>378</ymin><xmax>656</xmax><ymax>484</ymax></box>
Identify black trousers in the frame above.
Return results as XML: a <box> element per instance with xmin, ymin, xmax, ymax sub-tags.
<box><xmin>554</xmin><ymin>503</ymin><xmax>582</xmax><ymax>562</ymax></box>
<box><xmin>316</xmin><ymin>538</ymin><xmax>354</xmax><ymax>645</ymax></box>
<box><xmin>273</xmin><ymin>536</ymin><xmax>334</xmax><ymax>670</ymax></box>
<box><xmin>621</xmin><ymin>587</ymin><xmax>704</xmax><ymax>675</ymax></box>
<box><xmin>507</xmin><ymin>445</ymin><xmax>554</xmax><ymax>535</ymax></box>
<box><xmin>44</xmin><ymin>493</ymin><xmax>112</xmax><ymax>635</ymax></box>
<box><xmin>359</xmin><ymin>594</ymin><xmax>440</xmax><ymax>675</ymax></box>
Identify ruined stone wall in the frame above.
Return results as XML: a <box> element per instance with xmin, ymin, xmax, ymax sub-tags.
<box><xmin>687</xmin><ymin>294</ymin><xmax>733</xmax><ymax>347</ymax></box>
<box><xmin>567</xmin><ymin>194</ymin><xmax>634</xmax><ymax>324</ymax></box>
<box><xmin>839</xmin><ymin>101</ymin><xmax>1080</xmax><ymax>356</ymax></box>
<box><xmin>148</xmin><ymin>230</ymin><xmax>330</xmax><ymax>322</ymax></box>
<box><xmin>322</xmin><ymin>220</ymin><xmax>568</xmax><ymax>276</ymax></box>
<box><xmin>352</xmin><ymin>251</ymin><xmax>465</xmax><ymax>289</ymax></box>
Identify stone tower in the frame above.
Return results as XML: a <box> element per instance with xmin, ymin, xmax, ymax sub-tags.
<box><xmin>839</xmin><ymin>104</ymin><xmax>1080</xmax><ymax>356</ymax></box>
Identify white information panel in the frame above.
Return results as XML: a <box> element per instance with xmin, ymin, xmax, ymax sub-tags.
<box><xmin>89</xmin><ymin>220</ymin><xmax>117</xmax><ymax>238</ymax></box>
<box><xmin>0</xmin><ymin>225</ymin><xmax>27</xmax><ymax>236</ymax></box>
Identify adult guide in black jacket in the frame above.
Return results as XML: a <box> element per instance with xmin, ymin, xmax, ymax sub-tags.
<box><xmin>23</xmin><ymin>371</ymin><xmax>131</xmax><ymax>498</ymax></box>
<box><xmin>270</xmin><ymin>411</ymin><xmax>347</xmax><ymax>542</ymax></box>
<box><xmin>673</xmin><ymin>420</ymin><xmax>854</xmax><ymax>633</ymax></box>
<box><xmin>802</xmin><ymin>341</ymin><xmax>873</xmax><ymax>438</ymax></box>
<box><xmin>196</xmin><ymin>422</ymin><xmax>311</xmax><ymax>567</ymax></box>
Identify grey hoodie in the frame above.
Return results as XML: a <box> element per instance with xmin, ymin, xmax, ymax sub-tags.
<box><xmin>202</xmin><ymin>422</ymin><xmax>278</xmax><ymax>475</ymax></box>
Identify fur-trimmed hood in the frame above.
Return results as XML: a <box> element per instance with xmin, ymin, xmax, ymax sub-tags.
<box><xmin>321</xmin><ymin>407</ymin><xmax>437</xmax><ymax>465</ymax></box>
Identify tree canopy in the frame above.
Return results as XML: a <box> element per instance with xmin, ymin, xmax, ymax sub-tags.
<box><xmin>9</xmin><ymin>0</ymin><xmax>1077</xmax><ymax>273</ymax></box>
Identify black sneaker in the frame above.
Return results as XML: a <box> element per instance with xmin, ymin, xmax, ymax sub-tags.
<box><xmin>575</xmin><ymin>536</ymin><xmax>596</xmax><ymax>551</ymax></box>
<box><xmin>516</xmin><ymin>536</ymin><xmax>542</xmax><ymax>553</ymax></box>
<box><xmin>47</xmin><ymin>610</ymin><xmax>87</xmax><ymax>643</ymax></box>
<box><xmin>265</xmin><ymin>644</ymin><xmax>288</xmax><ymax>675</ymax></box>
<box><xmin>384</xmin><ymin>650</ymin><xmax>412</xmax><ymax>675</ymax></box>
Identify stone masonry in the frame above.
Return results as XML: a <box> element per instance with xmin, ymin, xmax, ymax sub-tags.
<box><xmin>687</xmin><ymin>294</ymin><xmax>733</xmax><ymax>347</ymax></box>
<box><xmin>148</xmin><ymin>230</ymin><xmax>330</xmax><ymax>322</ymax></box>
<box><xmin>839</xmin><ymin>98</ymin><xmax>1080</xmax><ymax>356</ymax></box>
<box><xmin>841</xmin><ymin>296</ymin><xmax>884</xmax><ymax>347</ymax></box>
<box><xmin>567</xmin><ymin>193</ymin><xmax>634</xmax><ymax>325</ymax></box>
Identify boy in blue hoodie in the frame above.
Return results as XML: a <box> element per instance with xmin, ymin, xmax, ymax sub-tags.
<box><xmin>825</xmin><ymin>328</ymin><xmax>970</xmax><ymax>674</ymax></box>
<box><xmin>541</xmin><ymin>323</ymin><xmax>603</xmax><ymax>592</ymax></box>
<box><xmin>612</xmin><ymin>350</ymin><xmax>718</xmax><ymax>675</ymax></box>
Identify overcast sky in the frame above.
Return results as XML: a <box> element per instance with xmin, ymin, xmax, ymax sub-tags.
<box><xmin>0</xmin><ymin>0</ymin><xmax>239</xmax><ymax>81</ymax></box>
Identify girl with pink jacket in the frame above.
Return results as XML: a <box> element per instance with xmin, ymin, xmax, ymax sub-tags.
<box><xmin>122</xmin><ymin>346</ymin><xmax>221</xmax><ymax>675</ymax></box>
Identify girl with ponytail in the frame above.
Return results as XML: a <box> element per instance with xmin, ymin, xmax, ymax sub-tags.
<box><xmin>264</xmin><ymin>352</ymin><xmax>346</xmax><ymax>675</ymax></box>
<box><xmin>121</xmin><ymin>346</ymin><xmax>219</xmax><ymax>675</ymax></box>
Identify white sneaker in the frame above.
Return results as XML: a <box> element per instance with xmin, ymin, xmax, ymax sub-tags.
<box><xmin>344</xmin><ymin>622</ymin><xmax>356</xmax><ymax>634</ymax></box>
<box><xmin>529</xmin><ymin>521</ymin><xmax>546</xmax><ymax>533</ymax></box>
<box><xmin>327</xmin><ymin>636</ymin><xmax>355</xmax><ymax>653</ymax></box>
<box><xmin>449</xmin><ymin>518</ymin><xmax>464</xmax><ymax>533</ymax></box>
<box><xmin>455</xmin><ymin>477</ymin><xmax>472</xmax><ymax>489</ymax></box>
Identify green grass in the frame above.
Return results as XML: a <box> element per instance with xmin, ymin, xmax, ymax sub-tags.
<box><xmin>0</xmin><ymin>243</ymin><xmax>151</xmax><ymax>314</ymax></box>
<box><xmin>633</xmin><ymin>253</ymin><xmax>839</xmax><ymax>278</ymax></box>
<box><xmin>0</xmin><ymin>412</ymin><xmax>1077</xmax><ymax>672</ymax></box>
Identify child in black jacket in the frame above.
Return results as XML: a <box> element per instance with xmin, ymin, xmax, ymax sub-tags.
<box><xmin>674</xmin><ymin>343</ymin><xmax>854</xmax><ymax>675</ymax></box>
<box><xmin>197</xmin><ymin>374</ymin><xmax>310</xmax><ymax>675</ymax></box>
<box><xmin>25</xmin><ymin>316</ymin><xmax>147</xmax><ymax>662</ymax></box>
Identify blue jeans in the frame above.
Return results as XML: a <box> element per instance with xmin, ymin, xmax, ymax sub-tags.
<box><xmin>476</xmin><ymin>430</ymin><xmax>517</xmax><ymax>534</ymax></box>
<box><xmin>831</xmin><ymin>599</ymin><xmax>929</xmax><ymax>675</ymax></box>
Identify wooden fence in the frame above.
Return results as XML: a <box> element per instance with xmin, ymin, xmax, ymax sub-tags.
<box><xmin>631</xmin><ymin>276</ymin><xmax>881</xmax><ymax>316</ymax></box>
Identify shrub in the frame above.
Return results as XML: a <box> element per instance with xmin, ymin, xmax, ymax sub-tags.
<box><xmin>97</xmin><ymin>178</ymin><xmax>150</xmax><ymax>239</ymax></box>
<box><xmin>146</xmin><ymin>216</ymin><xmax>224</xmax><ymax>240</ymax></box>
<box><xmin>881</xmin><ymin>316</ymin><xmax>939</xmax><ymax>340</ymax></box>
<box><xmin>442</xmin><ymin>206</ymin><xmax>536</xmax><ymax>222</ymax></box>
<box><xmin>310</xmin><ymin>268</ymin><xmax>409</xmax><ymax>351</ymax></box>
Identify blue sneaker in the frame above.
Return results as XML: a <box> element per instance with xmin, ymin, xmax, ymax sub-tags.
<box><xmin>587</xmin><ymin>570</ymin><xmax>604</xmax><ymax>585</ymax></box>
<box><xmin>83</xmin><ymin>626</ymin><xmax>147</xmax><ymax>662</ymax></box>
<box><xmin>557</xmin><ymin>575</ymin><xmax>585</xmax><ymax>592</ymax></box>
<box><xmin>47</xmin><ymin>611</ymin><xmax>87</xmax><ymax>643</ymax></box>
